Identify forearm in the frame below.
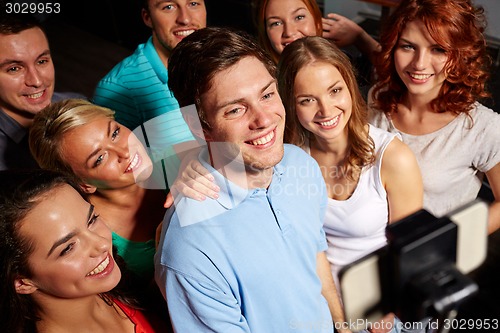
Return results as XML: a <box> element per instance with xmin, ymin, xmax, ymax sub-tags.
<box><xmin>485</xmin><ymin>164</ymin><xmax>500</xmax><ymax>234</ymax></box>
<box><xmin>354</xmin><ymin>30</ymin><xmax>381</xmax><ymax>62</ymax></box>
<box><xmin>164</xmin><ymin>270</ymin><xmax>251</xmax><ymax>333</ymax></box>
<box><xmin>487</xmin><ymin>200</ymin><xmax>500</xmax><ymax>234</ymax></box>
<box><xmin>324</xmin><ymin>284</ymin><xmax>350</xmax><ymax>333</ymax></box>
<box><xmin>316</xmin><ymin>252</ymin><xmax>351</xmax><ymax>333</ymax></box>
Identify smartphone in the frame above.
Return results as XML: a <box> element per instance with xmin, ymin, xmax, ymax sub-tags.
<box><xmin>338</xmin><ymin>199</ymin><xmax>488</xmax><ymax>331</ymax></box>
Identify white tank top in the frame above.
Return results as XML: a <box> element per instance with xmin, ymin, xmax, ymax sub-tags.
<box><xmin>306</xmin><ymin>125</ymin><xmax>399</xmax><ymax>282</ymax></box>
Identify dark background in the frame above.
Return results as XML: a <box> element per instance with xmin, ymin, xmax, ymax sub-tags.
<box><xmin>37</xmin><ymin>0</ymin><xmax>259</xmax><ymax>98</ymax></box>
<box><xmin>36</xmin><ymin>0</ymin><xmax>500</xmax><ymax>109</ymax></box>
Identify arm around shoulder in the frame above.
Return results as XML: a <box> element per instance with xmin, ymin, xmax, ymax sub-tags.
<box><xmin>381</xmin><ymin>138</ymin><xmax>424</xmax><ymax>223</ymax></box>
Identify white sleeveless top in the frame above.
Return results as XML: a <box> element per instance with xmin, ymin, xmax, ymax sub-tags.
<box><xmin>305</xmin><ymin>125</ymin><xmax>399</xmax><ymax>281</ymax></box>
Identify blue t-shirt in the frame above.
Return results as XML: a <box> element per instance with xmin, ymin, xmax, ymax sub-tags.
<box><xmin>155</xmin><ymin>144</ymin><xmax>332</xmax><ymax>332</ymax></box>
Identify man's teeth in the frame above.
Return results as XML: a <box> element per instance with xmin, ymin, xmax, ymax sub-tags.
<box><xmin>319</xmin><ymin>115</ymin><xmax>340</xmax><ymax>127</ymax></box>
<box><xmin>126</xmin><ymin>154</ymin><xmax>139</xmax><ymax>172</ymax></box>
<box><xmin>87</xmin><ymin>256</ymin><xmax>110</xmax><ymax>276</ymax></box>
<box><xmin>175</xmin><ymin>30</ymin><xmax>195</xmax><ymax>36</ymax></box>
<box><xmin>250</xmin><ymin>131</ymin><xmax>274</xmax><ymax>146</ymax></box>
<box><xmin>410</xmin><ymin>73</ymin><xmax>432</xmax><ymax>80</ymax></box>
<box><xmin>27</xmin><ymin>92</ymin><xmax>43</xmax><ymax>99</ymax></box>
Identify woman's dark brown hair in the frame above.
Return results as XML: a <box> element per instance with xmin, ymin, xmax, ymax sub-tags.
<box><xmin>0</xmin><ymin>169</ymin><xmax>137</xmax><ymax>333</ymax></box>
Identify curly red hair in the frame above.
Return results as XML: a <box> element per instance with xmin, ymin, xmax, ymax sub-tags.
<box><xmin>370</xmin><ymin>0</ymin><xmax>492</xmax><ymax>116</ymax></box>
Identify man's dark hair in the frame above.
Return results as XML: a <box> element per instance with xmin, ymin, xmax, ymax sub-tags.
<box><xmin>139</xmin><ymin>0</ymin><xmax>148</xmax><ymax>11</ymax></box>
<box><xmin>0</xmin><ymin>12</ymin><xmax>44</xmax><ymax>35</ymax></box>
<box><xmin>168</xmin><ymin>26</ymin><xmax>276</xmax><ymax>129</ymax></box>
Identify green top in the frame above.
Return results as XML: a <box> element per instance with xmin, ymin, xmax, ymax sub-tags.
<box><xmin>112</xmin><ymin>231</ymin><xmax>156</xmax><ymax>282</ymax></box>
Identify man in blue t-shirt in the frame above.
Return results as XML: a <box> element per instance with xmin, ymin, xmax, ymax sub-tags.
<box><xmin>155</xmin><ymin>27</ymin><xmax>347</xmax><ymax>333</ymax></box>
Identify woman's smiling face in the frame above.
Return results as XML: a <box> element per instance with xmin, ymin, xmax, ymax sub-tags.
<box><xmin>294</xmin><ymin>61</ymin><xmax>352</xmax><ymax>142</ymax></box>
<box><xmin>394</xmin><ymin>20</ymin><xmax>448</xmax><ymax>100</ymax></box>
<box><xmin>16</xmin><ymin>184</ymin><xmax>121</xmax><ymax>299</ymax></box>
<box><xmin>59</xmin><ymin>116</ymin><xmax>153</xmax><ymax>189</ymax></box>
<box><xmin>265</xmin><ymin>0</ymin><xmax>317</xmax><ymax>55</ymax></box>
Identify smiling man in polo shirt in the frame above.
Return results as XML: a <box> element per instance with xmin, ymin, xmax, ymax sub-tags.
<box><xmin>93</xmin><ymin>0</ymin><xmax>207</xmax><ymax>153</ymax></box>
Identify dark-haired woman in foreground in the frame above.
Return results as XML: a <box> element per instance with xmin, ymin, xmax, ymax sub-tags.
<box><xmin>0</xmin><ymin>170</ymin><xmax>166</xmax><ymax>332</ymax></box>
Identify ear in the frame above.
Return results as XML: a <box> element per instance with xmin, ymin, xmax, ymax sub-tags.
<box><xmin>202</xmin><ymin>129</ymin><xmax>213</xmax><ymax>142</ymax></box>
<box><xmin>183</xmin><ymin>107</ymin><xmax>213</xmax><ymax>142</ymax></box>
<box><xmin>14</xmin><ymin>278</ymin><xmax>38</xmax><ymax>295</ymax></box>
<box><xmin>142</xmin><ymin>8</ymin><xmax>153</xmax><ymax>29</ymax></box>
<box><xmin>80</xmin><ymin>183</ymin><xmax>97</xmax><ymax>194</ymax></box>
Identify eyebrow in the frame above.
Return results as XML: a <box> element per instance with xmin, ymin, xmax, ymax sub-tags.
<box><xmin>151</xmin><ymin>0</ymin><xmax>170</xmax><ymax>8</ymax></box>
<box><xmin>216</xmin><ymin>79</ymin><xmax>276</xmax><ymax>110</ymax></box>
<box><xmin>0</xmin><ymin>49</ymin><xmax>51</xmax><ymax>68</ymax></box>
<box><xmin>399</xmin><ymin>38</ymin><xmax>441</xmax><ymax>48</ymax></box>
<box><xmin>85</xmin><ymin>120</ymin><xmax>112</xmax><ymax>165</ymax></box>
<box><xmin>398</xmin><ymin>38</ymin><xmax>414</xmax><ymax>44</ymax></box>
<box><xmin>296</xmin><ymin>80</ymin><xmax>342</xmax><ymax>98</ymax></box>
<box><xmin>47</xmin><ymin>204</ymin><xmax>94</xmax><ymax>257</ymax></box>
<box><xmin>328</xmin><ymin>80</ymin><xmax>342</xmax><ymax>91</ymax></box>
<box><xmin>37</xmin><ymin>50</ymin><xmax>51</xmax><ymax>58</ymax></box>
<box><xmin>267</xmin><ymin>7</ymin><xmax>307</xmax><ymax>21</ymax></box>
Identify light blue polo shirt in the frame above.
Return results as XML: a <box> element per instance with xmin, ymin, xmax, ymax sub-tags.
<box><xmin>155</xmin><ymin>144</ymin><xmax>333</xmax><ymax>332</ymax></box>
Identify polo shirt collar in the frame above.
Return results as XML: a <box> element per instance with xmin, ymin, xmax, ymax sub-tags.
<box><xmin>143</xmin><ymin>36</ymin><xmax>168</xmax><ymax>84</ymax></box>
<box><xmin>197</xmin><ymin>148</ymin><xmax>287</xmax><ymax>209</ymax></box>
<box><xmin>198</xmin><ymin>148</ymin><xmax>250</xmax><ymax>210</ymax></box>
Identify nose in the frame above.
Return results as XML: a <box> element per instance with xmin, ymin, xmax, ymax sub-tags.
<box><xmin>316</xmin><ymin>96</ymin><xmax>334</xmax><ymax>117</ymax></box>
<box><xmin>249</xmin><ymin>106</ymin><xmax>273</xmax><ymax>130</ymax></box>
<box><xmin>88</xmin><ymin>230</ymin><xmax>110</xmax><ymax>257</ymax></box>
<box><xmin>176</xmin><ymin>7</ymin><xmax>191</xmax><ymax>25</ymax></box>
<box><xmin>25</xmin><ymin>66</ymin><xmax>43</xmax><ymax>87</ymax></box>
<box><xmin>113</xmin><ymin>139</ymin><xmax>130</xmax><ymax>161</ymax></box>
<box><xmin>282</xmin><ymin>21</ymin><xmax>297</xmax><ymax>38</ymax></box>
<box><xmin>412</xmin><ymin>49</ymin><xmax>428</xmax><ymax>71</ymax></box>
<box><xmin>117</xmin><ymin>147</ymin><xmax>130</xmax><ymax>161</ymax></box>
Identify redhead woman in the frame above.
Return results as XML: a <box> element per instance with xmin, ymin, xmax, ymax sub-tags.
<box><xmin>369</xmin><ymin>0</ymin><xmax>500</xmax><ymax>233</ymax></box>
